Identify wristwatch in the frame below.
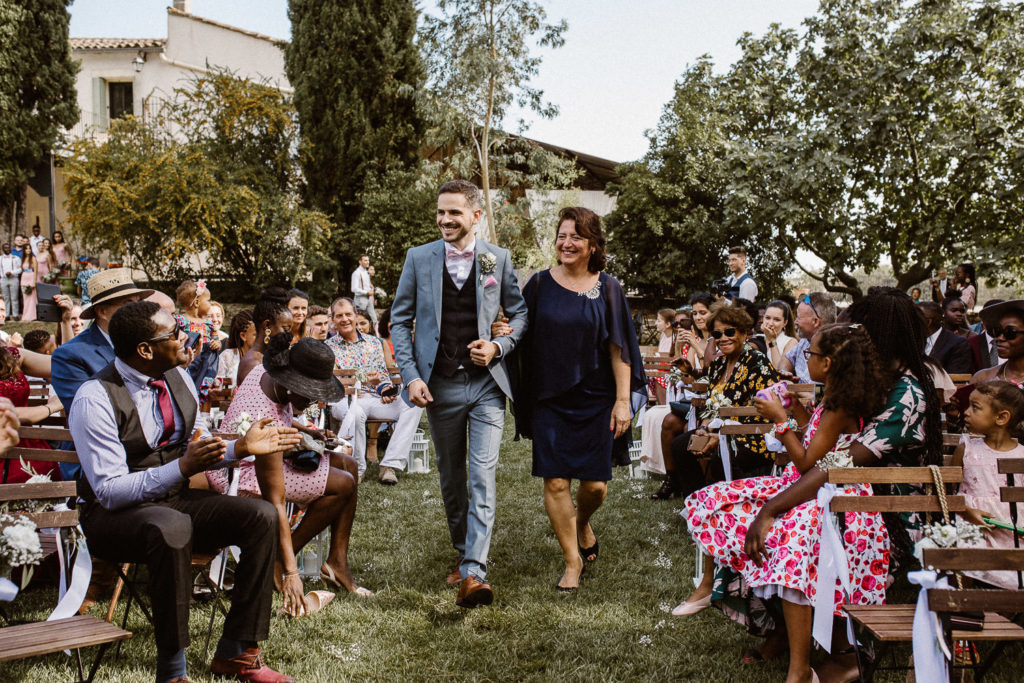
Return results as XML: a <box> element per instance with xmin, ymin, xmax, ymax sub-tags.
<box><xmin>774</xmin><ymin>418</ymin><xmax>798</xmax><ymax>435</ymax></box>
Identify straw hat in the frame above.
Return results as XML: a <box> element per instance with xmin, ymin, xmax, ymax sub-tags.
<box><xmin>81</xmin><ymin>268</ymin><xmax>154</xmax><ymax>319</ymax></box>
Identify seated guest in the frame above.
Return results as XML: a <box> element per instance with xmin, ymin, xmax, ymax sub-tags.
<box><xmin>652</xmin><ymin>302</ymin><xmax>778</xmax><ymax>502</ymax></box>
<box><xmin>760</xmin><ymin>299</ymin><xmax>799</xmax><ymax>371</ymax></box>
<box><xmin>237</xmin><ymin>287</ymin><xmax>293</xmax><ymax>387</ymax></box>
<box><xmin>684</xmin><ymin>292</ymin><xmax>714</xmax><ymax>371</ymax></box>
<box><xmin>216</xmin><ymin>310</ymin><xmax>255</xmax><ymax>388</ymax></box>
<box><xmin>655</xmin><ymin>308</ymin><xmax>676</xmax><ymax>354</ymax></box>
<box><xmin>376</xmin><ymin>307</ymin><xmax>396</xmax><ymax>366</ymax></box>
<box><xmin>207</xmin><ymin>300</ymin><xmax>230</xmax><ymax>342</ymax></box>
<box><xmin>969</xmin><ymin>299</ymin><xmax>1005</xmax><ymax>373</ymax></box>
<box><xmin>736</xmin><ymin>288</ymin><xmax>942</xmax><ymax>677</ymax></box>
<box><xmin>919</xmin><ymin>300</ymin><xmax>971</xmax><ymax>374</ymax></box>
<box><xmin>23</xmin><ymin>329</ymin><xmax>55</xmax><ymax>355</ymax></box>
<box><xmin>970</xmin><ymin>299</ymin><xmax>1024</xmax><ymax>387</ymax></box>
<box><xmin>52</xmin><ymin>268</ymin><xmax>153</xmax><ymax>413</ymax></box>
<box><xmin>70</xmin><ymin>301</ymin><xmax>299</xmax><ymax>683</ymax></box>
<box><xmin>304</xmin><ymin>305</ymin><xmax>330</xmax><ymax>341</ymax></box>
<box><xmin>354</xmin><ymin>309</ymin><xmax>374</xmax><ymax>337</ymax></box>
<box><xmin>328</xmin><ymin>297</ymin><xmax>423</xmax><ymax>485</ymax></box>
<box><xmin>685</xmin><ymin>324</ymin><xmax>889</xmax><ymax>683</ymax></box>
<box><xmin>288</xmin><ymin>288</ymin><xmax>309</xmax><ymax>344</ymax></box>
<box><xmin>206</xmin><ymin>333</ymin><xmax>372</xmax><ymax>601</ymax></box>
<box><xmin>909</xmin><ymin>286</ymin><xmax>922</xmax><ymax>304</ymax></box>
<box><xmin>777</xmin><ymin>292</ymin><xmax>837</xmax><ymax>382</ymax></box>
<box><xmin>941</xmin><ymin>294</ymin><xmax>972</xmax><ymax>339</ymax></box>
<box><xmin>0</xmin><ymin>346</ymin><xmax>65</xmax><ymax>484</ymax></box>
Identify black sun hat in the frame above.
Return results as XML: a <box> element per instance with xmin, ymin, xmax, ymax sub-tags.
<box><xmin>263</xmin><ymin>337</ymin><xmax>344</xmax><ymax>403</ymax></box>
<box><xmin>980</xmin><ymin>299</ymin><xmax>1024</xmax><ymax>331</ymax></box>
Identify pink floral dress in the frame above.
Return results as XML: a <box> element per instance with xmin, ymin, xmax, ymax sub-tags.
<box><xmin>685</xmin><ymin>406</ymin><xmax>890</xmax><ymax>615</ymax></box>
<box><xmin>205</xmin><ymin>364</ymin><xmax>330</xmax><ymax>506</ymax></box>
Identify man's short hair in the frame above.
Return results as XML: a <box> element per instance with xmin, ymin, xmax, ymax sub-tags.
<box><xmin>87</xmin><ymin>256</ymin><xmax>100</xmax><ymax>266</ymax></box>
<box><xmin>330</xmin><ymin>297</ymin><xmax>355</xmax><ymax>317</ymax></box>
<box><xmin>438</xmin><ymin>179</ymin><xmax>482</xmax><ymax>209</ymax></box>
<box><xmin>110</xmin><ymin>300</ymin><xmax>162</xmax><ymax>360</ymax></box>
<box><xmin>728</xmin><ymin>246</ymin><xmax>747</xmax><ymax>257</ymax></box>
<box><xmin>806</xmin><ymin>292</ymin><xmax>838</xmax><ymax>324</ymax></box>
<box><xmin>308</xmin><ymin>304</ymin><xmax>329</xmax><ymax>319</ymax></box>
<box><xmin>23</xmin><ymin>329</ymin><xmax>53</xmax><ymax>353</ymax></box>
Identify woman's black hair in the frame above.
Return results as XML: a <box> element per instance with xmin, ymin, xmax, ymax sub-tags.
<box><xmin>262</xmin><ymin>332</ymin><xmax>293</xmax><ymax>371</ymax></box>
<box><xmin>689</xmin><ymin>292</ymin><xmax>714</xmax><ymax>309</ymax></box>
<box><xmin>845</xmin><ymin>287</ymin><xmax>943</xmax><ymax>465</ymax></box>
<box><xmin>287</xmin><ymin>288</ymin><xmax>309</xmax><ymax>302</ymax></box>
<box><xmin>377</xmin><ymin>307</ymin><xmax>392</xmax><ymax>338</ymax></box>
<box><xmin>227</xmin><ymin>309</ymin><xmax>254</xmax><ymax>350</ymax></box>
<box><xmin>956</xmin><ymin>262</ymin><xmax>976</xmax><ymax>286</ymax></box>
<box><xmin>941</xmin><ymin>295</ymin><xmax>964</xmax><ymax>312</ymax></box>
<box><xmin>252</xmin><ymin>286</ymin><xmax>290</xmax><ymax>333</ymax></box>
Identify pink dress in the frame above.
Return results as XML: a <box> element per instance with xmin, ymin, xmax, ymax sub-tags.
<box><xmin>960</xmin><ymin>436</ymin><xmax>1024</xmax><ymax>588</ymax></box>
<box><xmin>685</xmin><ymin>406</ymin><xmax>890</xmax><ymax>614</ymax></box>
<box><xmin>52</xmin><ymin>244</ymin><xmax>70</xmax><ymax>275</ymax></box>
<box><xmin>205</xmin><ymin>364</ymin><xmax>329</xmax><ymax>506</ymax></box>
<box><xmin>20</xmin><ymin>267</ymin><xmax>36</xmax><ymax>321</ymax></box>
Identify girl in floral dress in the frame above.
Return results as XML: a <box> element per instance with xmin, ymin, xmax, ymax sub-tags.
<box><xmin>686</xmin><ymin>324</ymin><xmax>890</xmax><ymax>683</ymax></box>
<box><xmin>174</xmin><ymin>279</ymin><xmax>221</xmax><ymax>403</ymax></box>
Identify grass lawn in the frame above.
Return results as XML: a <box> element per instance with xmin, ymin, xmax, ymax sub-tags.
<box><xmin>5</xmin><ymin>414</ymin><xmax>1023</xmax><ymax>681</ymax></box>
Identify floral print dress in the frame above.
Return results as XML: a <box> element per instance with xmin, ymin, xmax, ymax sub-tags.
<box><xmin>686</xmin><ymin>405</ymin><xmax>890</xmax><ymax>619</ymax></box>
<box><xmin>702</xmin><ymin>347</ymin><xmax>779</xmax><ymax>464</ymax></box>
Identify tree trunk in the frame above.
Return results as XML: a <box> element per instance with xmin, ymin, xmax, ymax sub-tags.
<box><xmin>14</xmin><ymin>183</ymin><xmax>27</xmax><ymax>238</ymax></box>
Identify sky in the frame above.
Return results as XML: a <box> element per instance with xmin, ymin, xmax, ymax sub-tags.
<box><xmin>68</xmin><ymin>0</ymin><xmax>823</xmax><ymax>163</ymax></box>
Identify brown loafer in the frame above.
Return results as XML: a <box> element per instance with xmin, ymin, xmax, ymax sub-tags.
<box><xmin>210</xmin><ymin>647</ymin><xmax>295</xmax><ymax>682</ymax></box>
<box><xmin>455</xmin><ymin>575</ymin><xmax>493</xmax><ymax>608</ymax></box>
<box><xmin>446</xmin><ymin>559</ymin><xmax>463</xmax><ymax>585</ymax></box>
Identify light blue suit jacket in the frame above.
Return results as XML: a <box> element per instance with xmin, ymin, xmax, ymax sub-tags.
<box><xmin>391</xmin><ymin>238</ymin><xmax>528</xmax><ymax>399</ymax></box>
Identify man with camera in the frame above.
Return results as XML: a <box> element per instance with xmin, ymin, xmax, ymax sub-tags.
<box><xmin>327</xmin><ymin>296</ymin><xmax>423</xmax><ymax>485</ymax></box>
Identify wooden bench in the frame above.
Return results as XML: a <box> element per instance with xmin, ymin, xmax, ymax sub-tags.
<box><xmin>0</xmin><ymin>480</ymin><xmax>130</xmax><ymax>682</ymax></box>
<box><xmin>829</xmin><ymin>466</ymin><xmax>967</xmax><ymax>681</ymax></box>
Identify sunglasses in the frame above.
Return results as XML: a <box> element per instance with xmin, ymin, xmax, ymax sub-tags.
<box><xmin>801</xmin><ymin>295</ymin><xmax>821</xmax><ymax>319</ymax></box>
<box><xmin>146</xmin><ymin>319</ymin><xmax>185</xmax><ymax>345</ymax></box>
<box><xmin>710</xmin><ymin>327</ymin><xmax>738</xmax><ymax>339</ymax></box>
<box><xmin>991</xmin><ymin>326</ymin><xmax>1022</xmax><ymax>341</ymax></box>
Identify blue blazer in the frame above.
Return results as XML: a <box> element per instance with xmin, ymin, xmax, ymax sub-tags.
<box><xmin>51</xmin><ymin>323</ymin><xmax>116</xmax><ymax>414</ymax></box>
<box><xmin>391</xmin><ymin>238</ymin><xmax>528</xmax><ymax>400</ymax></box>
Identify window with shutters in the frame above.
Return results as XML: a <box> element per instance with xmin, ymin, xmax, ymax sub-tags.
<box><xmin>108</xmin><ymin>81</ymin><xmax>134</xmax><ymax>120</ymax></box>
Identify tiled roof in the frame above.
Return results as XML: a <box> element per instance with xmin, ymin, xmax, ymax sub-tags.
<box><xmin>70</xmin><ymin>38</ymin><xmax>166</xmax><ymax>51</ymax></box>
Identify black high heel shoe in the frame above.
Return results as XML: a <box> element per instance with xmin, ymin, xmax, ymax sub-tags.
<box><xmin>650</xmin><ymin>472</ymin><xmax>681</xmax><ymax>500</ymax></box>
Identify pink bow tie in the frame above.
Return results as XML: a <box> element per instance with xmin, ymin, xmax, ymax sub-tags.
<box><xmin>447</xmin><ymin>250</ymin><xmax>474</xmax><ymax>262</ymax></box>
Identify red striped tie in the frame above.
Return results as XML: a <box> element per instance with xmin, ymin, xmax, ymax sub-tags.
<box><xmin>148</xmin><ymin>379</ymin><xmax>175</xmax><ymax>445</ymax></box>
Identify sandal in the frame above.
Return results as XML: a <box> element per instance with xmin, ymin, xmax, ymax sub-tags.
<box><xmin>276</xmin><ymin>590</ymin><xmax>336</xmax><ymax>617</ymax></box>
<box><xmin>320</xmin><ymin>563</ymin><xmax>374</xmax><ymax>597</ymax></box>
<box><xmin>556</xmin><ymin>564</ymin><xmax>585</xmax><ymax>593</ymax></box>
<box><xmin>578</xmin><ymin>526</ymin><xmax>599</xmax><ymax>563</ymax></box>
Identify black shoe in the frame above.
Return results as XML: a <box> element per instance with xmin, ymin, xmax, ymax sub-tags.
<box><xmin>650</xmin><ymin>474</ymin><xmax>681</xmax><ymax>500</ymax></box>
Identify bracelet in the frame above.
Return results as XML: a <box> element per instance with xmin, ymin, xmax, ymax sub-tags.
<box><xmin>774</xmin><ymin>418</ymin><xmax>798</xmax><ymax>435</ymax></box>
<box><xmin>46</xmin><ymin>406</ymin><xmax>53</xmax><ymax>417</ymax></box>
<box><xmin>282</xmin><ymin>570</ymin><xmax>299</xmax><ymax>579</ymax></box>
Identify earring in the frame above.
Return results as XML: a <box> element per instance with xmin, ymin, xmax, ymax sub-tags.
<box><xmin>264</xmin><ymin>328</ymin><xmax>271</xmax><ymax>344</ymax></box>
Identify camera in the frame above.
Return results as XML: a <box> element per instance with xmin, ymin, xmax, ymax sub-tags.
<box><xmin>710</xmin><ymin>278</ymin><xmax>732</xmax><ymax>297</ymax></box>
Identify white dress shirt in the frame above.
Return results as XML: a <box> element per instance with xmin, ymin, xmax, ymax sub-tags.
<box><xmin>351</xmin><ymin>266</ymin><xmax>371</xmax><ymax>297</ymax></box>
<box><xmin>727</xmin><ymin>271</ymin><xmax>758</xmax><ymax>302</ymax></box>
<box><xmin>29</xmin><ymin>234</ymin><xmax>44</xmax><ymax>257</ymax></box>
<box><xmin>0</xmin><ymin>253</ymin><xmax>21</xmax><ymax>278</ymax></box>
<box><xmin>924</xmin><ymin>328</ymin><xmax>941</xmax><ymax>356</ymax></box>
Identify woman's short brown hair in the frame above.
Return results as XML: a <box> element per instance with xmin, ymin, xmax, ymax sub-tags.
<box><xmin>557</xmin><ymin>206</ymin><xmax>607</xmax><ymax>273</ymax></box>
<box><xmin>705</xmin><ymin>301</ymin><xmax>753</xmax><ymax>333</ymax></box>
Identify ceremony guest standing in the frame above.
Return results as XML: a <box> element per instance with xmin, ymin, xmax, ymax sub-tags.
<box><xmin>327</xmin><ymin>297</ymin><xmax>422</xmax><ymax>485</ymax></box>
<box><xmin>75</xmin><ymin>256</ymin><xmax>101</xmax><ymax>304</ymax></box>
<box><xmin>51</xmin><ymin>230</ymin><xmax>72</xmax><ymax>276</ymax></box>
<box><xmin>953</xmin><ymin>262</ymin><xmax>977</xmax><ymax>311</ymax></box>
<box><xmin>516</xmin><ymin>207</ymin><xmax>646</xmax><ymax>591</ymax></box>
<box><xmin>391</xmin><ymin>179</ymin><xmax>528</xmax><ymax>608</ymax></box>
<box><xmin>351</xmin><ymin>255</ymin><xmax>373</xmax><ymax>318</ymax></box>
<box><xmin>70</xmin><ymin>301</ymin><xmax>298</xmax><ymax>683</ymax></box>
<box><xmin>19</xmin><ymin>250</ymin><xmax>37</xmax><ymax>322</ymax></box>
<box><xmin>28</xmin><ymin>222</ymin><xmax>43</xmax><ymax>257</ymax></box>
<box><xmin>725</xmin><ymin>246</ymin><xmax>758</xmax><ymax>302</ymax></box>
<box><xmin>1</xmin><ymin>244</ymin><xmax>22</xmax><ymax>321</ymax></box>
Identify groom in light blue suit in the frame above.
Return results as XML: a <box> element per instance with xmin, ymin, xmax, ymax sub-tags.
<box><xmin>391</xmin><ymin>180</ymin><xmax>528</xmax><ymax>608</ymax></box>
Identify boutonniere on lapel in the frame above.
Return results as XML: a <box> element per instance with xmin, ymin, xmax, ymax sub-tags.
<box><xmin>479</xmin><ymin>253</ymin><xmax>498</xmax><ymax>287</ymax></box>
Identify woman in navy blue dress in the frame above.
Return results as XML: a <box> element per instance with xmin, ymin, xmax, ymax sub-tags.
<box><xmin>516</xmin><ymin>207</ymin><xmax>646</xmax><ymax>592</ymax></box>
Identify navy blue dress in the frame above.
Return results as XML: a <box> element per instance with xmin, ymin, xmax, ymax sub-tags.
<box><xmin>520</xmin><ymin>270</ymin><xmax>647</xmax><ymax>481</ymax></box>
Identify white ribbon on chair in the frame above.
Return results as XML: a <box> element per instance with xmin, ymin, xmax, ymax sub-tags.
<box><xmin>0</xmin><ymin>577</ymin><xmax>18</xmax><ymax>602</ymax></box>
<box><xmin>706</xmin><ymin>418</ymin><xmax>738</xmax><ymax>482</ymax></box>
<box><xmin>908</xmin><ymin>569</ymin><xmax>951</xmax><ymax>683</ymax></box>
<box><xmin>813</xmin><ymin>483</ymin><xmax>854</xmax><ymax>652</ymax></box>
<box><xmin>47</xmin><ymin>523</ymin><xmax>92</xmax><ymax>623</ymax></box>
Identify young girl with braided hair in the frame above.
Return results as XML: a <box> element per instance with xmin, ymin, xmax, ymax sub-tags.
<box><xmin>684</xmin><ymin>324</ymin><xmax>889</xmax><ymax>683</ymax></box>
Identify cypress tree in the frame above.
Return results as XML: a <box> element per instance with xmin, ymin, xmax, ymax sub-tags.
<box><xmin>285</xmin><ymin>0</ymin><xmax>426</xmax><ymax>285</ymax></box>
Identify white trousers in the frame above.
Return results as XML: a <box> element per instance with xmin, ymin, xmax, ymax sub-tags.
<box><xmin>331</xmin><ymin>393</ymin><xmax>423</xmax><ymax>475</ymax></box>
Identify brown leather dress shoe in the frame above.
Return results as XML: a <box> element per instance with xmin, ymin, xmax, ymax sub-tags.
<box><xmin>446</xmin><ymin>563</ymin><xmax>463</xmax><ymax>585</ymax></box>
<box><xmin>210</xmin><ymin>648</ymin><xmax>295</xmax><ymax>682</ymax></box>
<box><xmin>455</xmin><ymin>575</ymin><xmax>493</xmax><ymax>608</ymax></box>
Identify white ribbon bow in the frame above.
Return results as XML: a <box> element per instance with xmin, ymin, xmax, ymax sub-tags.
<box><xmin>0</xmin><ymin>577</ymin><xmax>18</xmax><ymax>602</ymax></box>
<box><xmin>813</xmin><ymin>483</ymin><xmax>855</xmax><ymax>652</ymax></box>
<box><xmin>908</xmin><ymin>569</ymin><xmax>951</xmax><ymax>682</ymax></box>
<box><xmin>706</xmin><ymin>418</ymin><xmax>739</xmax><ymax>481</ymax></box>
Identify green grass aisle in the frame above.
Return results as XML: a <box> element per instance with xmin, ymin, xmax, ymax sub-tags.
<box><xmin>6</xmin><ymin>415</ymin><xmax>1023</xmax><ymax>681</ymax></box>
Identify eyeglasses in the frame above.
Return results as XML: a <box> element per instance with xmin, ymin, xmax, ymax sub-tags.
<box><xmin>801</xmin><ymin>295</ymin><xmax>820</xmax><ymax>319</ymax></box>
<box><xmin>802</xmin><ymin>349</ymin><xmax>827</xmax><ymax>360</ymax></box>
<box><xmin>710</xmin><ymin>327</ymin><xmax>738</xmax><ymax>339</ymax></box>
<box><xmin>991</xmin><ymin>326</ymin><xmax>1022</xmax><ymax>341</ymax></box>
<box><xmin>146</xmin><ymin>320</ymin><xmax>185</xmax><ymax>345</ymax></box>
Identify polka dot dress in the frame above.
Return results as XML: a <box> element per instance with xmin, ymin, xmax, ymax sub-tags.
<box><xmin>206</xmin><ymin>364</ymin><xmax>329</xmax><ymax>506</ymax></box>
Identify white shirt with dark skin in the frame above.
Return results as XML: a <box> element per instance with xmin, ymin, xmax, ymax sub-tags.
<box><xmin>0</xmin><ymin>253</ymin><xmax>21</xmax><ymax>278</ymax></box>
<box><xmin>924</xmin><ymin>327</ymin><xmax>941</xmax><ymax>356</ymax></box>
<box><xmin>70</xmin><ymin>358</ymin><xmax>239</xmax><ymax>511</ymax></box>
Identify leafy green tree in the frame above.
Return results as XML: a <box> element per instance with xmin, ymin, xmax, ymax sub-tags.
<box><xmin>285</xmin><ymin>0</ymin><xmax>426</xmax><ymax>289</ymax></box>
<box><xmin>0</xmin><ymin>0</ymin><xmax>79</xmax><ymax>236</ymax></box>
<box><xmin>421</xmin><ymin>0</ymin><xmax>578</xmax><ymax>246</ymax></box>
<box><xmin>728</xmin><ymin>0</ymin><xmax>1024</xmax><ymax>297</ymax></box>
<box><xmin>64</xmin><ymin>72</ymin><xmax>330</xmax><ymax>286</ymax></box>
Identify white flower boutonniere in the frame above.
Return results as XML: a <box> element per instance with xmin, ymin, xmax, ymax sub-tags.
<box><xmin>478</xmin><ymin>253</ymin><xmax>497</xmax><ymax>275</ymax></box>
